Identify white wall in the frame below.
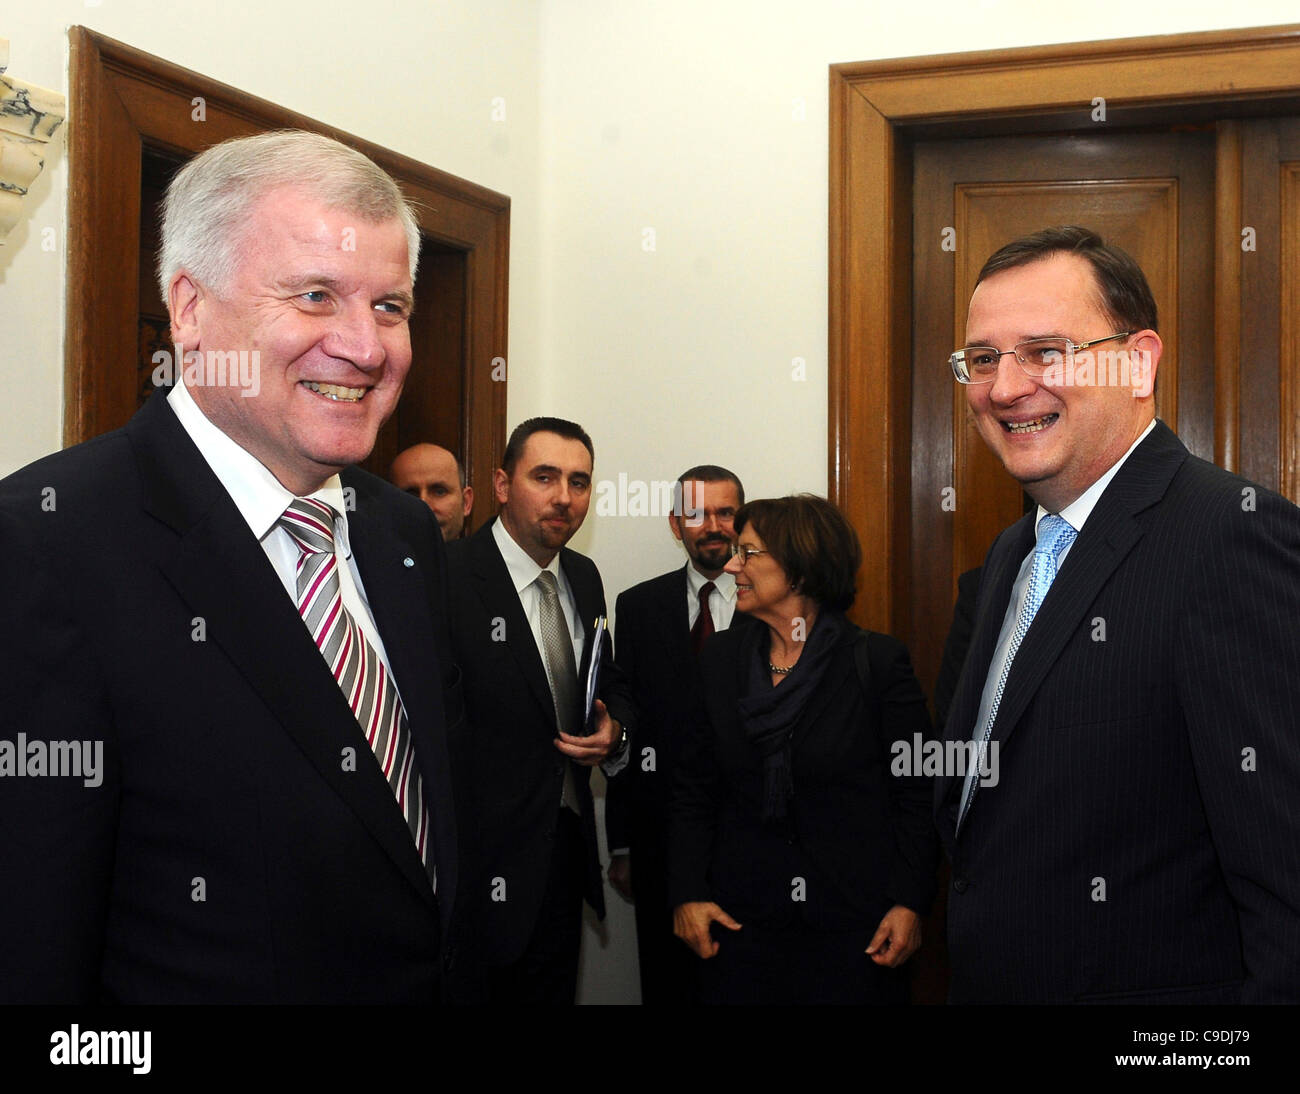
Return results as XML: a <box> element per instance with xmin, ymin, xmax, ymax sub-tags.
<box><xmin>0</xmin><ymin>0</ymin><xmax>543</xmax><ymax>476</ymax></box>
<box><xmin>4</xmin><ymin>0</ymin><xmax>1297</xmax><ymax>1005</ymax></box>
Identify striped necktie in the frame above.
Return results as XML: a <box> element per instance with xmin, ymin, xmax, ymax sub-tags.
<box><xmin>957</xmin><ymin>513</ymin><xmax>1078</xmax><ymax>830</ymax></box>
<box><xmin>279</xmin><ymin>497</ymin><xmax>432</xmax><ymax>880</ymax></box>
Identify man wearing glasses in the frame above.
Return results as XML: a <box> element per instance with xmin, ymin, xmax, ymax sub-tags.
<box><xmin>935</xmin><ymin>225</ymin><xmax>1300</xmax><ymax>1004</ymax></box>
<box><xmin>606</xmin><ymin>465</ymin><xmax>756</xmax><ymax>1004</ymax></box>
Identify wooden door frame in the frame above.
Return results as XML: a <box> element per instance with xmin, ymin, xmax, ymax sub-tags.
<box><xmin>66</xmin><ymin>26</ymin><xmax>508</xmax><ymax>511</ymax></box>
<box><xmin>830</xmin><ymin>23</ymin><xmax>1300</xmax><ymax>635</ymax></box>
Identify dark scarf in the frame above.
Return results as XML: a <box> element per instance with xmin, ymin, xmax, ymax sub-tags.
<box><xmin>737</xmin><ymin>608</ymin><xmax>847</xmax><ymax>822</ymax></box>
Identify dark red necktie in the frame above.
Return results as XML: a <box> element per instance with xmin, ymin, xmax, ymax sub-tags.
<box><xmin>690</xmin><ymin>581</ymin><xmax>716</xmax><ymax>655</ymax></box>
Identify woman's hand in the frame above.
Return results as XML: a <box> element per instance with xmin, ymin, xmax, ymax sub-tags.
<box><xmin>673</xmin><ymin>901</ymin><xmax>742</xmax><ymax>959</ymax></box>
<box><xmin>866</xmin><ymin>904</ymin><xmax>921</xmax><ymax>966</ymax></box>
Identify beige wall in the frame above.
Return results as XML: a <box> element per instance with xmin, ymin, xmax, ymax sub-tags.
<box><xmin>3</xmin><ymin>0</ymin><xmax>1296</xmax><ymax>1004</ymax></box>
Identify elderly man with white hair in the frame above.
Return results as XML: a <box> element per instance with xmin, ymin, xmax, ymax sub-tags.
<box><xmin>0</xmin><ymin>130</ymin><xmax>466</xmax><ymax>1004</ymax></box>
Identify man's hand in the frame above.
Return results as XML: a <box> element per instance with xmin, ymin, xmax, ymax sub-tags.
<box><xmin>673</xmin><ymin>901</ymin><xmax>741</xmax><ymax>959</ymax></box>
<box><xmin>865</xmin><ymin>904</ymin><xmax>921</xmax><ymax>967</ymax></box>
<box><xmin>555</xmin><ymin>698</ymin><xmax>620</xmax><ymax>766</ymax></box>
<box><xmin>607</xmin><ymin>853</ymin><xmax>633</xmax><ymax>902</ymax></box>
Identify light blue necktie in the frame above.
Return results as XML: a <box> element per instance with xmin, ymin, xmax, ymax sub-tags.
<box><xmin>958</xmin><ymin>513</ymin><xmax>1078</xmax><ymax>828</ymax></box>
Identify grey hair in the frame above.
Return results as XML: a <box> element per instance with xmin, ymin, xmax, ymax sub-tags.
<box><xmin>157</xmin><ymin>129</ymin><xmax>421</xmax><ymax>301</ymax></box>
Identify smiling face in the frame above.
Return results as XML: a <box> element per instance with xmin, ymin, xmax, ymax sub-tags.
<box><xmin>964</xmin><ymin>252</ymin><xmax>1160</xmax><ymax>512</ymax></box>
<box><xmin>723</xmin><ymin>528</ymin><xmax>798</xmax><ymax>623</ymax></box>
<box><xmin>170</xmin><ymin>185</ymin><xmax>414</xmax><ymax>496</ymax></box>
<box><xmin>669</xmin><ymin>478</ymin><xmax>741</xmax><ymax>579</ymax></box>
<box><xmin>494</xmin><ymin>431</ymin><xmax>593</xmax><ymax>567</ymax></box>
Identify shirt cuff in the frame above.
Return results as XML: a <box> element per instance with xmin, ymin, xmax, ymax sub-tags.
<box><xmin>600</xmin><ymin>741</ymin><xmax>631</xmax><ymax>778</ymax></box>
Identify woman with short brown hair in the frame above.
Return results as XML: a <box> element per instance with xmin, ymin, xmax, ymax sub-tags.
<box><xmin>671</xmin><ymin>494</ymin><xmax>937</xmax><ymax>1004</ymax></box>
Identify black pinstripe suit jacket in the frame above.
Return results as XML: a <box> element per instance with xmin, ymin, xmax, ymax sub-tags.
<box><xmin>936</xmin><ymin>420</ymin><xmax>1300</xmax><ymax>1004</ymax></box>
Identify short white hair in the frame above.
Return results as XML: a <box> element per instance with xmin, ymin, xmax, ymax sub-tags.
<box><xmin>157</xmin><ymin>129</ymin><xmax>421</xmax><ymax>300</ymax></box>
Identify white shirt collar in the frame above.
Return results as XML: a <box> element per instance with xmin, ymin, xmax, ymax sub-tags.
<box><xmin>166</xmin><ymin>374</ymin><xmax>351</xmax><ymax>551</ymax></box>
<box><xmin>492</xmin><ymin>514</ymin><xmax>563</xmax><ymax>593</ymax></box>
<box><xmin>1043</xmin><ymin>419</ymin><xmax>1157</xmax><ymax>534</ymax></box>
<box><xmin>685</xmin><ymin>562</ymin><xmax>736</xmax><ymax>602</ymax></box>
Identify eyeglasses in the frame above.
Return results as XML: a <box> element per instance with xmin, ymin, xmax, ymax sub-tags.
<box><xmin>729</xmin><ymin>544</ymin><xmax>768</xmax><ymax>565</ymax></box>
<box><xmin>950</xmin><ymin>331</ymin><xmax>1133</xmax><ymax>384</ymax></box>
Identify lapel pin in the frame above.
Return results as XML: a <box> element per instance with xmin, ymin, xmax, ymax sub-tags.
<box><xmin>403</xmin><ymin>557</ymin><xmax>415</xmax><ymax>568</ymax></box>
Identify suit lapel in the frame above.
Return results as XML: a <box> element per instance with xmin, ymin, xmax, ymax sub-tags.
<box><xmin>346</xmin><ymin>473</ymin><xmax>454</xmax><ymax>906</ymax></box>
<box><xmin>564</xmin><ymin>548</ymin><xmax>600</xmax><ymax>682</ymax></box>
<box><xmin>943</xmin><ymin>422</ymin><xmax>1189</xmax><ymax>834</ymax></box>
<box><xmin>667</xmin><ymin>566</ymin><xmax>692</xmax><ymax>668</ymax></box>
<box><xmin>986</xmin><ymin>424</ymin><xmax>1187</xmax><ymax>753</ymax></box>
<box><xmin>346</xmin><ymin>474</ymin><xmax>443</xmax><ymax>754</ymax></box>
<box><xmin>129</xmin><ymin>392</ymin><xmax>436</xmax><ymax>906</ymax></box>
<box><xmin>470</xmin><ymin>521</ymin><xmax>558</xmax><ymax>729</ymax></box>
<box><xmin>935</xmin><ymin>513</ymin><xmax>1035</xmax><ymax>822</ymax></box>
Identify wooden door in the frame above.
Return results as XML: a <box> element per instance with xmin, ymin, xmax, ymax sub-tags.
<box><xmin>830</xmin><ymin>25</ymin><xmax>1300</xmax><ymax>641</ymax></box>
<box><xmin>1241</xmin><ymin>117</ymin><xmax>1300</xmax><ymax>499</ymax></box>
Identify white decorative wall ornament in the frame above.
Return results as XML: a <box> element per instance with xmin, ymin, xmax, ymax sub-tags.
<box><xmin>0</xmin><ymin>38</ymin><xmax>67</xmax><ymax>243</ymax></box>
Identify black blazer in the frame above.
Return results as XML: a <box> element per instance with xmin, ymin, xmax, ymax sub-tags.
<box><xmin>670</xmin><ymin>622</ymin><xmax>937</xmax><ymax>932</ymax></box>
<box><xmin>0</xmin><ymin>389</ymin><xmax>462</xmax><ymax>1003</ymax></box>
<box><xmin>936</xmin><ymin>421</ymin><xmax>1300</xmax><ymax>1004</ymax></box>
<box><xmin>606</xmin><ymin>567</ymin><xmax>758</xmax><ymax>853</ymax></box>
<box><xmin>932</xmin><ymin>566</ymin><xmax>981</xmax><ymax>733</ymax></box>
<box><xmin>444</xmin><ymin>519</ymin><xmax>636</xmax><ymax>967</ymax></box>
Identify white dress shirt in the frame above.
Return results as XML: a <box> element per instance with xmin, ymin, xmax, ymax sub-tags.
<box><xmin>166</xmin><ymin>376</ymin><xmax>402</xmax><ymax>703</ymax></box>
<box><xmin>492</xmin><ymin>516</ymin><xmax>585</xmax><ymax>670</ymax></box>
<box><xmin>686</xmin><ymin>564</ymin><xmax>738</xmax><ymax>631</ymax></box>
<box><xmin>962</xmin><ymin>420</ymin><xmax>1157</xmax><ymax>809</ymax></box>
<box><xmin>491</xmin><ymin>517</ymin><xmax>628</xmax><ymax>788</ymax></box>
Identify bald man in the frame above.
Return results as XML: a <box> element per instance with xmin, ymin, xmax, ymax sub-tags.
<box><xmin>391</xmin><ymin>443</ymin><xmax>474</xmax><ymax>539</ymax></box>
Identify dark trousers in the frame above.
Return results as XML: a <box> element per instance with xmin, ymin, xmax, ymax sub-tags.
<box><xmin>629</xmin><ymin>827</ymin><xmax>699</xmax><ymax>1005</ymax></box>
<box><xmin>488</xmin><ymin>808</ymin><xmax>584</xmax><ymax>1005</ymax></box>
<box><xmin>698</xmin><ymin>920</ymin><xmax>910</xmax><ymax>1006</ymax></box>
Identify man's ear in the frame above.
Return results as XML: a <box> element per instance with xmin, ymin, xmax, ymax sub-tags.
<box><xmin>168</xmin><ymin>272</ymin><xmax>203</xmax><ymax>350</ymax></box>
<box><xmin>668</xmin><ymin>512</ymin><xmax>683</xmax><ymax>543</ymax></box>
<box><xmin>1129</xmin><ymin>329</ymin><xmax>1163</xmax><ymax>400</ymax></box>
<box><xmin>493</xmin><ymin>468</ymin><xmax>509</xmax><ymax>506</ymax></box>
<box><xmin>462</xmin><ymin>485</ymin><xmax>474</xmax><ymax>517</ymax></box>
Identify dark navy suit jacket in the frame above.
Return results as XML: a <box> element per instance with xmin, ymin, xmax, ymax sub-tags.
<box><xmin>0</xmin><ymin>389</ymin><xmax>463</xmax><ymax>1002</ymax></box>
<box><xmin>936</xmin><ymin>421</ymin><xmax>1300</xmax><ymax>1003</ymax></box>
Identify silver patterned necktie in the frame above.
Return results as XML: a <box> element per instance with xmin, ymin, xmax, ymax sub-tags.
<box><xmin>535</xmin><ymin>570</ymin><xmax>580</xmax><ymax>811</ymax></box>
<box><xmin>958</xmin><ymin>513</ymin><xmax>1078</xmax><ymax>829</ymax></box>
<box><xmin>279</xmin><ymin>497</ymin><xmax>432</xmax><ymax>880</ymax></box>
